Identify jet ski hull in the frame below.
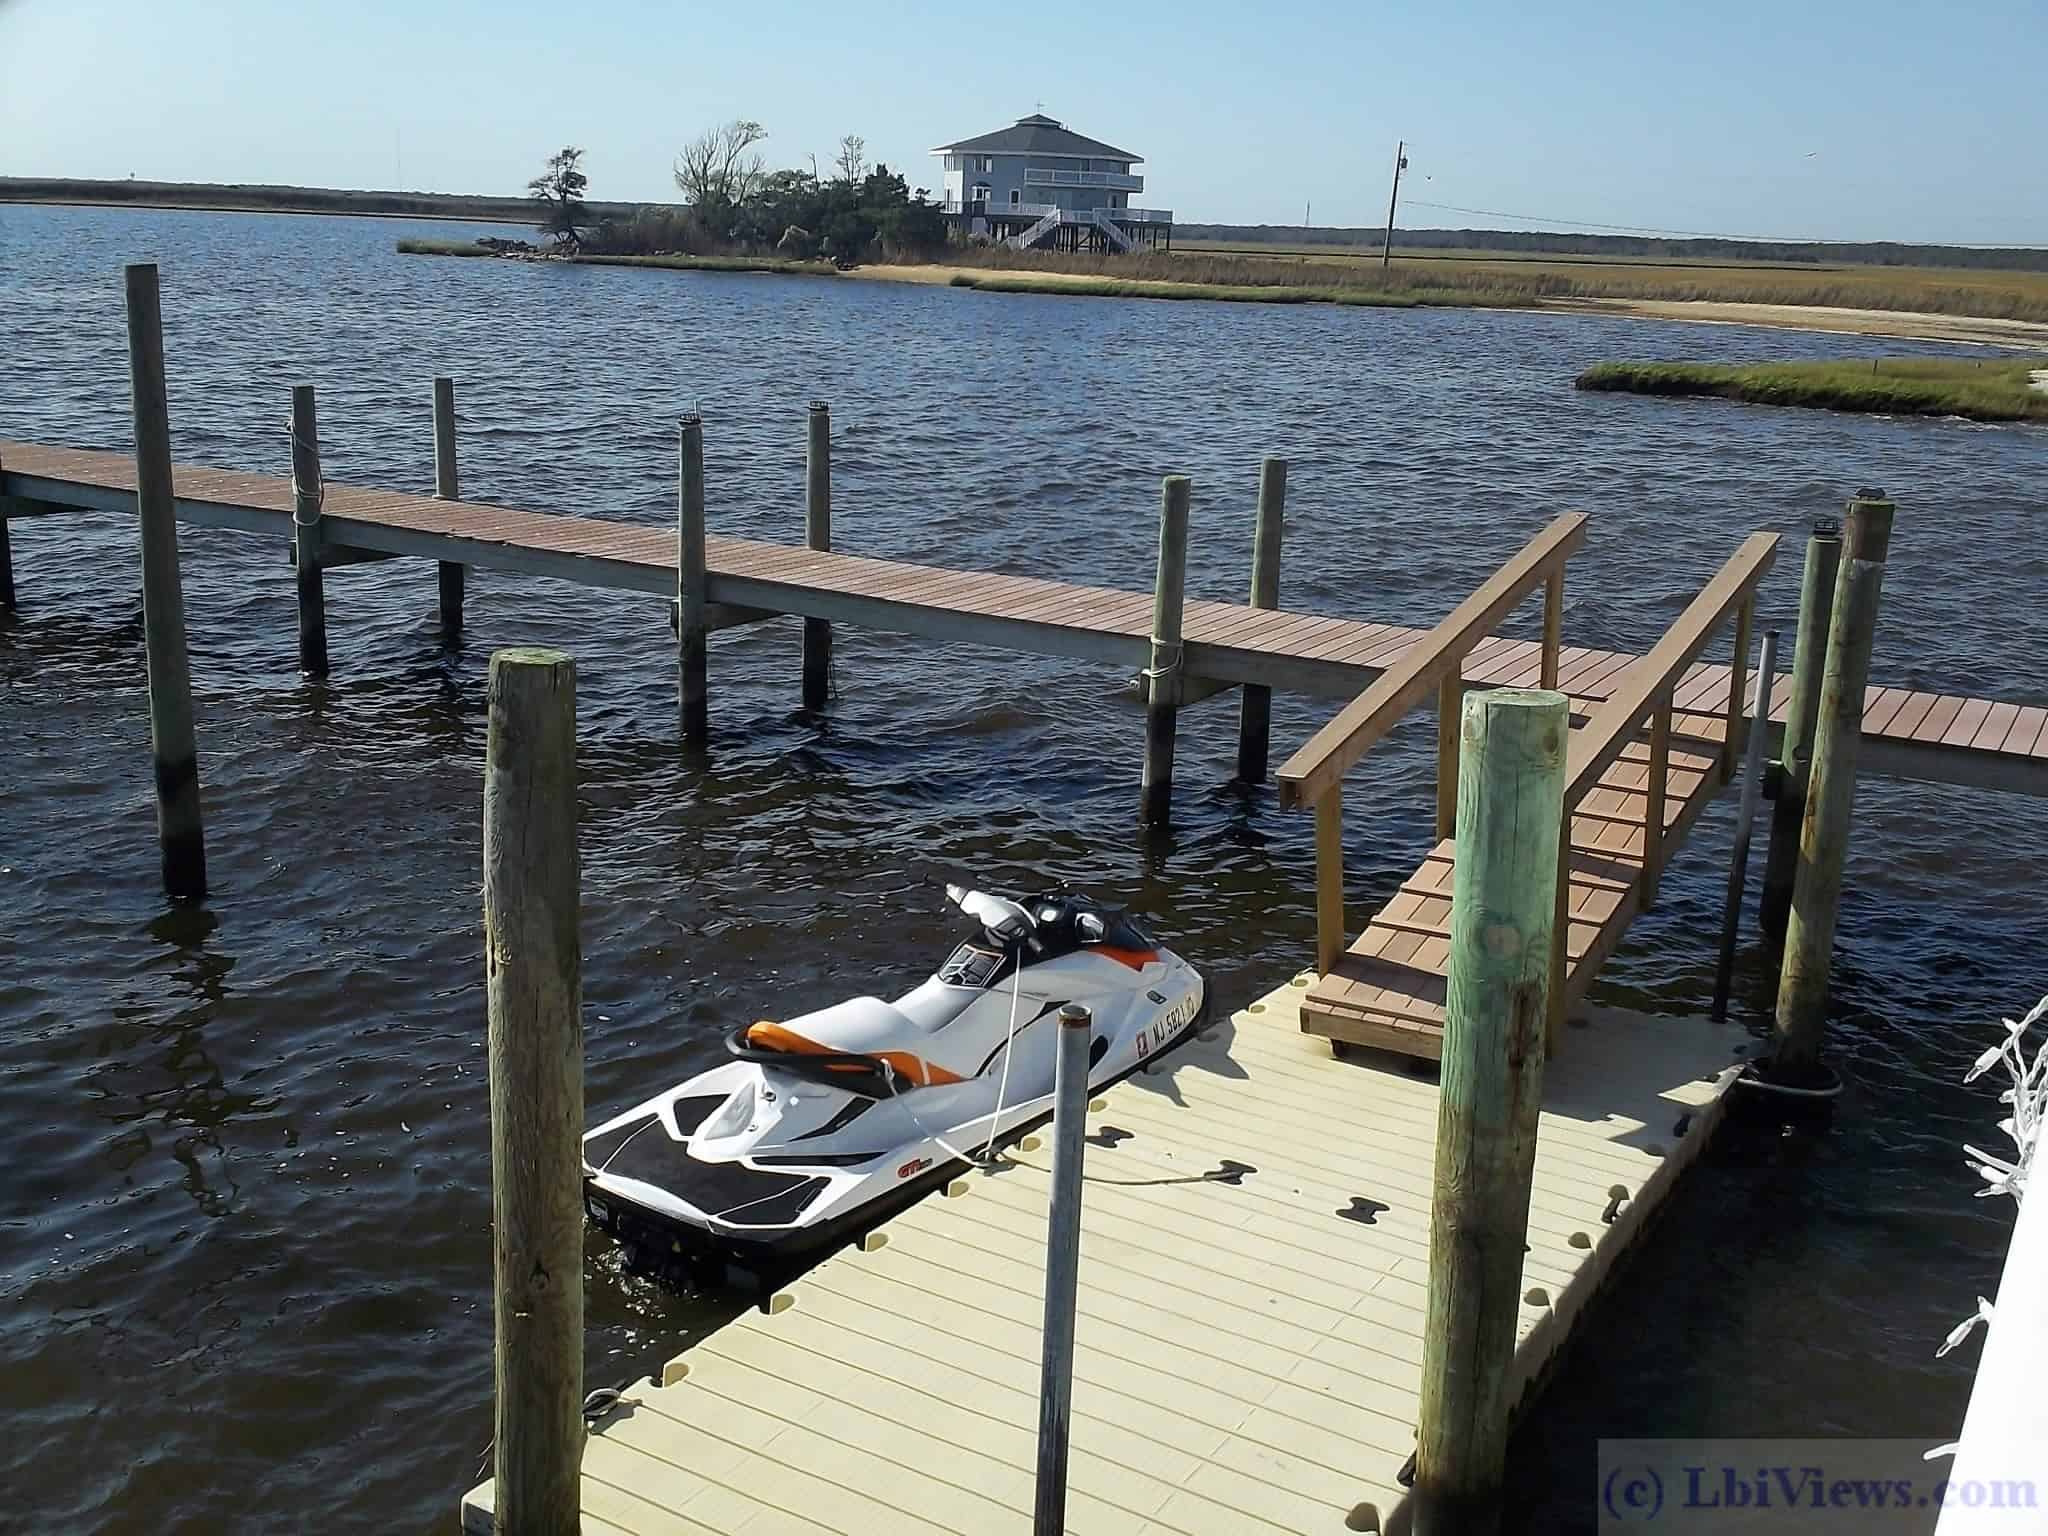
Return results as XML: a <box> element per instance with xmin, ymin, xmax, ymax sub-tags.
<box><xmin>584</xmin><ymin>931</ymin><xmax>1205</xmax><ymax>1279</ymax></box>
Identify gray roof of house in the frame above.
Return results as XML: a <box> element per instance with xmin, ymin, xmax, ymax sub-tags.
<box><xmin>931</xmin><ymin>114</ymin><xmax>1141</xmax><ymax>162</ymax></box>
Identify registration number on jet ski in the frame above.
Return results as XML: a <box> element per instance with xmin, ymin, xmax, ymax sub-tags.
<box><xmin>1136</xmin><ymin>994</ymin><xmax>1200</xmax><ymax>1057</ymax></box>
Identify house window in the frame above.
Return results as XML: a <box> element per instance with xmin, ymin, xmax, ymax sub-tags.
<box><xmin>976</xmin><ymin>155</ymin><xmax>995</xmax><ymax>174</ymax></box>
<box><xmin>970</xmin><ymin>183</ymin><xmax>991</xmax><ymax>206</ymax></box>
<box><xmin>1009</xmin><ymin>188</ymin><xmax>1020</xmax><ymax>206</ymax></box>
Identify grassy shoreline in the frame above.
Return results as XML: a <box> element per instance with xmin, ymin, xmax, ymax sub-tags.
<box><xmin>390</xmin><ymin>242</ymin><xmax>2048</xmax><ymax>344</ymax></box>
<box><xmin>1576</xmin><ymin>358</ymin><xmax>2048</xmax><ymax>422</ymax></box>
<box><xmin>394</xmin><ymin>239</ymin><xmax>832</xmax><ymax>276</ymax></box>
<box><xmin>942</xmin><ymin>271</ymin><xmax>1515</xmax><ymax>307</ymax></box>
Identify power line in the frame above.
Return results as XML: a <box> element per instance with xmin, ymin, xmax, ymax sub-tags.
<box><xmin>1401</xmin><ymin>197</ymin><xmax>1831</xmax><ymax>244</ymax></box>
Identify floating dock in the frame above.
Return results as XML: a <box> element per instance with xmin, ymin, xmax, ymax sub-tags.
<box><xmin>461</xmin><ymin>989</ymin><xmax>1747</xmax><ymax>1536</ymax></box>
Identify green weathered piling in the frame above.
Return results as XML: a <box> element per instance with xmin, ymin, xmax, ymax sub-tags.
<box><xmin>1235</xmin><ymin>457</ymin><xmax>1286</xmax><ymax>782</ymax></box>
<box><xmin>1414</xmin><ymin>687</ymin><xmax>1568</xmax><ymax>1536</ymax></box>
<box><xmin>803</xmin><ymin>402</ymin><xmax>832</xmax><ymax>711</ymax></box>
<box><xmin>124</xmin><ymin>263</ymin><xmax>207</xmax><ymax>901</ymax></box>
<box><xmin>289</xmin><ymin>384</ymin><xmax>328</xmax><ymax>676</ymax></box>
<box><xmin>1140</xmin><ymin>476</ymin><xmax>1191</xmax><ymax>827</ymax></box>
<box><xmin>483</xmin><ymin>646</ymin><xmax>584</xmax><ymax>1535</ymax></box>
<box><xmin>1772</xmin><ymin>494</ymin><xmax>1893</xmax><ymax>1080</ymax></box>
<box><xmin>1758</xmin><ymin>521</ymin><xmax>1843</xmax><ymax>944</ymax></box>
<box><xmin>677</xmin><ymin>414</ymin><xmax>708</xmax><ymax>745</ymax></box>
<box><xmin>433</xmin><ymin>376</ymin><xmax>464</xmax><ymax>636</ymax></box>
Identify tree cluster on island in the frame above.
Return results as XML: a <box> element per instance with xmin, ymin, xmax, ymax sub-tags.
<box><xmin>526</xmin><ymin>125</ymin><xmax>947</xmax><ymax>265</ymax></box>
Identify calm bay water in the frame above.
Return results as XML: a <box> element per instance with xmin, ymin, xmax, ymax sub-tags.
<box><xmin>1</xmin><ymin>203</ymin><xmax>2044</xmax><ymax>1533</ymax></box>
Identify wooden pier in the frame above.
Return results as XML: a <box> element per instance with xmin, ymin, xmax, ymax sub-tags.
<box><xmin>5</xmin><ymin>423</ymin><xmax>2043</xmax><ymax>1534</ymax></box>
<box><xmin>1</xmin><ymin>439</ymin><xmax>2037</xmax><ymax>792</ymax></box>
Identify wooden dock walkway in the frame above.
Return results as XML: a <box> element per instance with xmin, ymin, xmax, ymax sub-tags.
<box><xmin>461</xmin><ymin>988</ymin><xmax>1749</xmax><ymax>1536</ymax></box>
<box><xmin>2</xmin><ymin>440</ymin><xmax>2039</xmax><ymax>796</ymax></box>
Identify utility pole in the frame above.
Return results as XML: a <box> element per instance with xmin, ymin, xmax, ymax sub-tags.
<box><xmin>1380</xmin><ymin>141</ymin><xmax>1407</xmax><ymax>271</ymax></box>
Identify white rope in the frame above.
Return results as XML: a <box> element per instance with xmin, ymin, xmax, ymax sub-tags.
<box><xmin>883</xmin><ymin>939</ymin><xmax>1032</xmax><ymax>1171</ymax></box>
<box><xmin>286</xmin><ymin>419</ymin><xmax>323</xmax><ymax>529</ymax></box>
<box><xmin>1138</xmin><ymin>636</ymin><xmax>1183</xmax><ymax>681</ymax></box>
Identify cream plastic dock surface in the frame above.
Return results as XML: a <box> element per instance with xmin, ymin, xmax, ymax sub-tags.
<box><xmin>462</xmin><ymin>992</ymin><xmax>1745</xmax><ymax>1536</ymax></box>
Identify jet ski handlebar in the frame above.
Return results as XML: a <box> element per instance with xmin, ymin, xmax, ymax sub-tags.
<box><xmin>945</xmin><ymin>884</ymin><xmax>1035</xmax><ymax>943</ymax></box>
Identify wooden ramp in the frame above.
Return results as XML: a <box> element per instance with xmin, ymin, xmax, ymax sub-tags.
<box><xmin>461</xmin><ymin>991</ymin><xmax>1748</xmax><ymax>1536</ymax></box>
<box><xmin>1305</xmin><ymin>700</ymin><xmax>1731</xmax><ymax>1057</ymax></box>
<box><xmin>4</xmin><ymin>440</ymin><xmax>2042</xmax><ymax>797</ymax></box>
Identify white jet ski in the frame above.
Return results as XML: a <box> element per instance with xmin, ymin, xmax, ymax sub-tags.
<box><xmin>582</xmin><ymin>885</ymin><xmax>1206</xmax><ymax>1275</ymax></box>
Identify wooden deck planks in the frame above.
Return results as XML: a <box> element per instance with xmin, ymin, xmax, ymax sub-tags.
<box><xmin>462</xmin><ymin>994</ymin><xmax>1746</xmax><ymax>1536</ymax></box>
<box><xmin>6</xmin><ymin>439</ymin><xmax>2038</xmax><ymax>785</ymax></box>
<box><xmin>1302</xmin><ymin>701</ymin><xmax>1735</xmax><ymax>1054</ymax></box>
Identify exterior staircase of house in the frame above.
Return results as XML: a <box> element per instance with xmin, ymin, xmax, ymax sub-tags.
<box><xmin>1005</xmin><ymin>209</ymin><xmax>1061</xmax><ymax>250</ymax></box>
<box><xmin>1092</xmin><ymin>209</ymin><xmax>1136</xmax><ymax>252</ymax></box>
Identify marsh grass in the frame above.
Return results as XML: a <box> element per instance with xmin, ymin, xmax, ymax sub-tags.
<box><xmin>1576</xmin><ymin>358</ymin><xmax>2048</xmax><ymax>422</ymax></box>
<box><xmin>568</xmin><ymin>252</ymin><xmax>834</xmax><ymax>276</ymax></box>
<box><xmin>943</xmin><ymin>270</ymin><xmax>1522</xmax><ymax>308</ymax></box>
<box><xmin>933</xmin><ymin>245</ymin><xmax>2048</xmax><ymax>322</ymax></box>
<box><xmin>395</xmin><ymin>237</ymin><xmax>497</xmax><ymax>257</ymax></box>
<box><xmin>396</xmin><ymin>242</ymin><xmax>835</xmax><ymax>277</ymax></box>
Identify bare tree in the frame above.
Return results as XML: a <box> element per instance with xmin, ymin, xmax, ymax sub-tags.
<box><xmin>673</xmin><ymin>119</ymin><xmax>768</xmax><ymax>205</ymax></box>
<box><xmin>834</xmin><ymin>134</ymin><xmax>868</xmax><ymax>185</ymax></box>
<box><xmin>526</xmin><ymin>146</ymin><xmax>588</xmax><ymax>247</ymax></box>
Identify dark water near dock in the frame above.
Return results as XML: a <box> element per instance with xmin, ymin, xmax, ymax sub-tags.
<box><xmin>2</xmin><ymin>203</ymin><xmax>2044</xmax><ymax>1533</ymax></box>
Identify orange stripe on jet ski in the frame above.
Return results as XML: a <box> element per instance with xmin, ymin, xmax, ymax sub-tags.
<box><xmin>745</xmin><ymin>1021</ymin><xmax>964</xmax><ymax>1087</ymax></box>
<box><xmin>1091</xmin><ymin>946</ymin><xmax>1159</xmax><ymax>971</ymax></box>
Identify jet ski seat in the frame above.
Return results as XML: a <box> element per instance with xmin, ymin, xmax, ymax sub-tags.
<box><xmin>737</xmin><ymin>996</ymin><xmax>969</xmax><ymax>1092</ymax></box>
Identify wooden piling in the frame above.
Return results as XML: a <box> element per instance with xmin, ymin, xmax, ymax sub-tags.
<box><xmin>1772</xmin><ymin>493</ymin><xmax>1893</xmax><ymax>1080</ymax></box>
<box><xmin>124</xmin><ymin>263</ymin><xmax>207</xmax><ymax>901</ymax></box>
<box><xmin>483</xmin><ymin>645</ymin><xmax>584</xmax><ymax>1536</ymax></box>
<box><xmin>0</xmin><ymin>450</ymin><xmax>15</xmax><ymax>612</ymax></box>
<box><xmin>1140</xmin><ymin>476</ymin><xmax>1191</xmax><ymax>828</ymax></box>
<box><xmin>803</xmin><ymin>402</ymin><xmax>832</xmax><ymax>711</ymax></box>
<box><xmin>0</xmin><ymin>502</ymin><xmax>14</xmax><ymax>613</ymax></box>
<box><xmin>1758</xmin><ymin>522</ymin><xmax>1842</xmax><ymax>944</ymax></box>
<box><xmin>677</xmin><ymin>415</ymin><xmax>708</xmax><ymax>745</ymax></box>
<box><xmin>433</xmin><ymin>376</ymin><xmax>464</xmax><ymax>635</ymax></box>
<box><xmin>1235</xmin><ymin>457</ymin><xmax>1286</xmax><ymax>782</ymax></box>
<box><xmin>288</xmin><ymin>384</ymin><xmax>328</xmax><ymax>677</ymax></box>
<box><xmin>1415</xmin><ymin>687</ymin><xmax>1568</xmax><ymax>1536</ymax></box>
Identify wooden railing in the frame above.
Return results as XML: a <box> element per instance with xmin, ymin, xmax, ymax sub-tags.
<box><xmin>1276</xmin><ymin>512</ymin><xmax>1588</xmax><ymax>974</ymax></box>
<box><xmin>1545</xmin><ymin>529</ymin><xmax>1780</xmax><ymax>1036</ymax></box>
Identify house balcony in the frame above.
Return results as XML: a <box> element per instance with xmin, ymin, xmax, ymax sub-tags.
<box><xmin>943</xmin><ymin>199</ymin><xmax>1173</xmax><ymax>223</ymax></box>
<box><xmin>1023</xmin><ymin>167</ymin><xmax>1144</xmax><ymax>193</ymax></box>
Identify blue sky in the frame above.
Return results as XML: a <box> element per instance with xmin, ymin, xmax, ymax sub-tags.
<box><xmin>2</xmin><ymin>0</ymin><xmax>2042</xmax><ymax>244</ymax></box>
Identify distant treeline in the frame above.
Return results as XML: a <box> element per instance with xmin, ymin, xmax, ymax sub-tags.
<box><xmin>0</xmin><ymin>177</ymin><xmax>647</xmax><ymax>225</ymax></box>
<box><xmin>10</xmin><ymin>179</ymin><xmax>2043</xmax><ymax>273</ymax></box>
<box><xmin>1178</xmin><ymin>224</ymin><xmax>2048</xmax><ymax>272</ymax></box>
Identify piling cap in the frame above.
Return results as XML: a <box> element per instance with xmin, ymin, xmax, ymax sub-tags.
<box><xmin>1057</xmin><ymin>1002</ymin><xmax>1093</xmax><ymax>1028</ymax></box>
<box><xmin>1844</xmin><ymin>492</ymin><xmax>1895</xmax><ymax>563</ymax></box>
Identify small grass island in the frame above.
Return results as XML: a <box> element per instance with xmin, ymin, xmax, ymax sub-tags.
<box><xmin>1576</xmin><ymin>356</ymin><xmax>2048</xmax><ymax>423</ymax></box>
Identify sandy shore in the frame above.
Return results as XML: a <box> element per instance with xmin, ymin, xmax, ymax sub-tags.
<box><xmin>1539</xmin><ymin>297</ymin><xmax>2048</xmax><ymax>347</ymax></box>
<box><xmin>849</xmin><ymin>265</ymin><xmax>2048</xmax><ymax>346</ymax></box>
